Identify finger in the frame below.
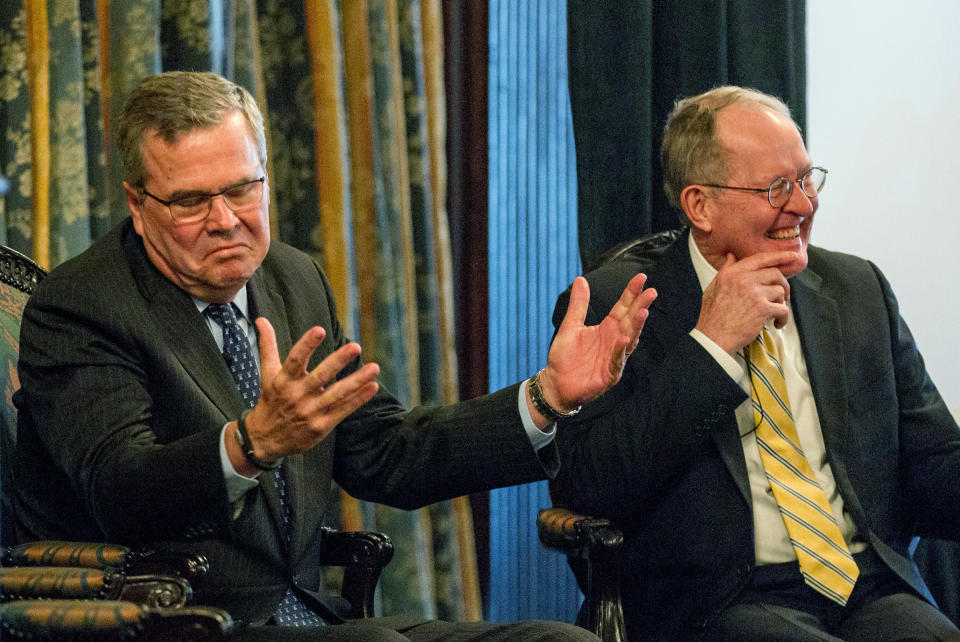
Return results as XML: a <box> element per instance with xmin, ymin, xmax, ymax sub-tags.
<box><xmin>305</xmin><ymin>342</ymin><xmax>365</xmax><ymax>390</ymax></box>
<box><xmin>281</xmin><ymin>326</ymin><xmax>328</xmax><ymax>377</ymax></box>
<box><xmin>771</xmin><ymin>302</ymin><xmax>791</xmax><ymax>329</ymax></box>
<box><xmin>623</xmin><ymin>306</ymin><xmax>650</xmax><ymax>356</ymax></box>
<box><xmin>622</xmin><ymin>287</ymin><xmax>657</xmax><ymax>346</ymax></box>
<box><xmin>606</xmin><ymin>334</ymin><xmax>632</xmax><ymax>378</ymax></box>
<box><xmin>758</xmin><ymin>283</ymin><xmax>788</xmax><ymax>306</ymax></box>
<box><xmin>317</xmin><ymin>381</ymin><xmax>381</xmax><ymax>432</ymax></box>
<box><xmin>558</xmin><ymin>276</ymin><xmax>590</xmax><ymax>333</ymax></box>
<box><xmin>311</xmin><ymin>362</ymin><xmax>380</xmax><ymax>406</ymax></box>
<box><xmin>255</xmin><ymin>318</ymin><xmax>281</xmax><ymax>379</ymax></box>
<box><xmin>739</xmin><ymin>250</ymin><xmax>803</xmax><ymax>272</ymax></box>
<box><xmin>618</xmin><ymin>272</ymin><xmax>649</xmax><ymax>313</ymax></box>
<box><xmin>756</xmin><ymin>267</ymin><xmax>791</xmax><ymax>303</ymax></box>
<box><xmin>307</xmin><ymin>366</ymin><xmax>381</xmax><ymax>430</ymax></box>
<box><xmin>604</xmin><ymin>272</ymin><xmax>652</xmax><ymax>330</ymax></box>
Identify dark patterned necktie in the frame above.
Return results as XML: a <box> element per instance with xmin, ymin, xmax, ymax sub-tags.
<box><xmin>204</xmin><ymin>303</ymin><xmax>324</xmax><ymax>627</ymax></box>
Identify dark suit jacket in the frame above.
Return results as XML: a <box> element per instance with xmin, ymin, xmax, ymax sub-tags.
<box><xmin>550</xmin><ymin>228</ymin><xmax>960</xmax><ymax>641</ymax></box>
<box><xmin>14</xmin><ymin>218</ymin><xmax>557</xmax><ymax>624</ymax></box>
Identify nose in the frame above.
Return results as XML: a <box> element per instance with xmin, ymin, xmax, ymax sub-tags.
<box><xmin>783</xmin><ymin>181</ymin><xmax>815</xmax><ymax>217</ymax></box>
<box><xmin>205</xmin><ymin>194</ymin><xmax>240</xmax><ymax>229</ymax></box>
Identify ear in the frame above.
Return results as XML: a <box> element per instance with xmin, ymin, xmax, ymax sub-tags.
<box><xmin>679</xmin><ymin>184</ymin><xmax>713</xmax><ymax>234</ymax></box>
<box><xmin>124</xmin><ymin>182</ymin><xmax>146</xmax><ymax>236</ymax></box>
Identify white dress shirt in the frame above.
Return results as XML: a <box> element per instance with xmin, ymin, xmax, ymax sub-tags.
<box><xmin>685</xmin><ymin>234</ymin><xmax>865</xmax><ymax>564</ymax></box>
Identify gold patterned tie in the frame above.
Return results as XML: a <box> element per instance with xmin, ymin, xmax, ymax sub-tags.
<box><xmin>747</xmin><ymin>329</ymin><xmax>859</xmax><ymax>605</ymax></box>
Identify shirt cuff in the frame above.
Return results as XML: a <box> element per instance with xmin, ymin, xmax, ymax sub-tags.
<box><xmin>689</xmin><ymin>328</ymin><xmax>749</xmax><ymax>390</ymax></box>
<box><xmin>519</xmin><ymin>379</ymin><xmax>556</xmax><ymax>450</ymax></box>
<box><xmin>220</xmin><ymin>423</ymin><xmax>260</xmax><ymax>503</ymax></box>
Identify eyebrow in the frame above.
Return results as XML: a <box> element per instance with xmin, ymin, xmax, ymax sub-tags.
<box><xmin>165</xmin><ymin>176</ymin><xmax>260</xmax><ymax>201</ymax></box>
<box><xmin>761</xmin><ymin>164</ymin><xmax>813</xmax><ymax>185</ymax></box>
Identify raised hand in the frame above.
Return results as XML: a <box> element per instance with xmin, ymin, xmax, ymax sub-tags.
<box><xmin>533</xmin><ymin>272</ymin><xmax>657</xmax><ymax>423</ymax></box>
<box><xmin>695</xmin><ymin>251</ymin><xmax>795</xmax><ymax>355</ymax></box>
<box><xmin>230</xmin><ymin>319</ymin><xmax>381</xmax><ymax>471</ymax></box>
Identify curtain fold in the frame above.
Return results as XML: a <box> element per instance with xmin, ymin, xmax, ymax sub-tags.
<box><xmin>567</xmin><ymin>0</ymin><xmax>806</xmax><ymax>267</ymax></box>
<box><xmin>0</xmin><ymin>0</ymin><xmax>475</xmax><ymax>621</ymax></box>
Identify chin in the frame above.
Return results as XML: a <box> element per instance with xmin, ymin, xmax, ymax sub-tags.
<box><xmin>780</xmin><ymin>253</ymin><xmax>808</xmax><ymax>278</ymax></box>
<box><xmin>216</xmin><ymin>272</ymin><xmax>255</xmax><ymax>290</ymax></box>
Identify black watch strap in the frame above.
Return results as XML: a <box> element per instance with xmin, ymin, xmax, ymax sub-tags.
<box><xmin>528</xmin><ymin>369</ymin><xmax>581</xmax><ymax>422</ymax></box>
<box><xmin>234</xmin><ymin>409</ymin><xmax>281</xmax><ymax>471</ymax></box>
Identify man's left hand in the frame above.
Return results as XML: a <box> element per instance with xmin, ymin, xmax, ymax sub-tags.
<box><xmin>533</xmin><ymin>273</ymin><xmax>656</xmax><ymax>424</ymax></box>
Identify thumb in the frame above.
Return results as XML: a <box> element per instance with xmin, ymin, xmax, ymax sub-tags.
<box><xmin>255</xmin><ymin>317</ymin><xmax>280</xmax><ymax>379</ymax></box>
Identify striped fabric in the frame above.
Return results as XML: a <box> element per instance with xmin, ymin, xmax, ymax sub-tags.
<box><xmin>748</xmin><ymin>329</ymin><xmax>859</xmax><ymax>605</ymax></box>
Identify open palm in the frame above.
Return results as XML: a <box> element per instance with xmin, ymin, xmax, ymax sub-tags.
<box><xmin>542</xmin><ymin>272</ymin><xmax>657</xmax><ymax>409</ymax></box>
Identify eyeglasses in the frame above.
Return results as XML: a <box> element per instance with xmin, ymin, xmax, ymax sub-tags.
<box><xmin>700</xmin><ymin>166</ymin><xmax>827</xmax><ymax>208</ymax></box>
<box><xmin>141</xmin><ymin>177</ymin><xmax>266</xmax><ymax>224</ymax></box>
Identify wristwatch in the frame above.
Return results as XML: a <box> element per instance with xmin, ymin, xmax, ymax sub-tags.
<box><xmin>528</xmin><ymin>369</ymin><xmax>581</xmax><ymax>422</ymax></box>
<box><xmin>234</xmin><ymin>409</ymin><xmax>282</xmax><ymax>471</ymax></box>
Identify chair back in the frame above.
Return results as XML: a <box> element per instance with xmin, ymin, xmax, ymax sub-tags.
<box><xmin>0</xmin><ymin>246</ymin><xmax>47</xmax><ymax>548</ymax></box>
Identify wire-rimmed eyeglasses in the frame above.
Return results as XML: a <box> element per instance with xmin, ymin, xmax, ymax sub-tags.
<box><xmin>700</xmin><ymin>166</ymin><xmax>827</xmax><ymax>208</ymax></box>
<box><xmin>141</xmin><ymin>176</ymin><xmax>266</xmax><ymax>224</ymax></box>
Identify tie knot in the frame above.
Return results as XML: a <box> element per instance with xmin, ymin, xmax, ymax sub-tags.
<box><xmin>205</xmin><ymin>302</ymin><xmax>241</xmax><ymax>329</ymax></box>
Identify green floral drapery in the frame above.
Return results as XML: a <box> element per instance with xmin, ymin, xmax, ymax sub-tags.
<box><xmin>0</xmin><ymin>0</ymin><xmax>478</xmax><ymax>621</ymax></box>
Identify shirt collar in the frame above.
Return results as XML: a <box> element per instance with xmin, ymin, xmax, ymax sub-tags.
<box><xmin>688</xmin><ymin>231</ymin><xmax>718</xmax><ymax>295</ymax></box>
<box><xmin>193</xmin><ymin>287</ymin><xmax>250</xmax><ymax>323</ymax></box>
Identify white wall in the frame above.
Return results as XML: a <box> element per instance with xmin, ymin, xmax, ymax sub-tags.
<box><xmin>806</xmin><ymin>1</ymin><xmax>960</xmax><ymax>419</ymax></box>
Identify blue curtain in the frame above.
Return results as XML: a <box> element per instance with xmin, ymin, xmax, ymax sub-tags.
<box><xmin>487</xmin><ymin>0</ymin><xmax>582</xmax><ymax>624</ymax></box>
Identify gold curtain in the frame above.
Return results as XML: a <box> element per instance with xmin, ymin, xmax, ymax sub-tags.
<box><xmin>0</xmin><ymin>0</ymin><xmax>479</xmax><ymax>621</ymax></box>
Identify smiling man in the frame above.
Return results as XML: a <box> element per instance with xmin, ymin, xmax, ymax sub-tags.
<box><xmin>549</xmin><ymin>86</ymin><xmax>960</xmax><ymax>641</ymax></box>
<box><xmin>12</xmin><ymin>71</ymin><xmax>658</xmax><ymax>641</ymax></box>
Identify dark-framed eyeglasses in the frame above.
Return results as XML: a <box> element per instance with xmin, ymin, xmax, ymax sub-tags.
<box><xmin>141</xmin><ymin>176</ymin><xmax>266</xmax><ymax>224</ymax></box>
<box><xmin>700</xmin><ymin>166</ymin><xmax>828</xmax><ymax>208</ymax></box>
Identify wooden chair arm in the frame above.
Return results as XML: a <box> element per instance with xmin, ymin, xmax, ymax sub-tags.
<box><xmin>1</xmin><ymin>566</ymin><xmax>192</xmax><ymax>608</ymax></box>
<box><xmin>0</xmin><ymin>600</ymin><xmax>234</xmax><ymax>641</ymax></box>
<box><xmin>537</xmin><ymin>507</ymin><xmax>627</xmax><ymax>642</ymax></box>
<box><xmin>317</xmin><ymin>528</ymin><xmax>394</xmax><ymax>619</ymax></box>
<box><xmin>4</xmin><ymin>540</ymin><xmax>132</xmax><ymax>571</ymax></box>
<box><xmin>3</xmin><ymin>539</ymin><xmax>209</xmax><ymax>582</ymax></box>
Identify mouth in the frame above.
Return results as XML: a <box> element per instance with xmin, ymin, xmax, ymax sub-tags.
<box><xmin>208</xmin><ymin>243</ymin><xmax>248</xmax><ymax>258</ymax></box>
<box><xmin>766</xmin><ymin>225</ymin><xmax>800</xmax><ymax>241</ymax></box>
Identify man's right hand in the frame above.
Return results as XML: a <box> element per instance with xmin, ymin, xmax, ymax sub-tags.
<box><xmin>695</xmin><ymin>252</ymin><xmax>795</xmax><ymax>355</ymax></box>
<box><xmin>230</xmin><ymin>319</ymin><xmax>381</xmax><ymax>470</ymax></box>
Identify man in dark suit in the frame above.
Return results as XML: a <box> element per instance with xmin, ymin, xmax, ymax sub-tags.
<box><xmin>550</xmin><ymin>86</ymin><xmax>960</xmax><ymax>641</ymax></box>
<box><xmin>13</xmin><ymin>71</ymin><xmax>657</xmax><ymax>640</ymax></box>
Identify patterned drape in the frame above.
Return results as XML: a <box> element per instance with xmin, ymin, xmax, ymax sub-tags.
<box><xmin>0</xmin><ymin>0</ymin><xmax>478</xmax><ymax>621</ymax></box>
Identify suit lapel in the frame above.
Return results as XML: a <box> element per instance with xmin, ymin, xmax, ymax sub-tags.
<box><xmin>247</xmin><ymin>267</ymin><xmax>292</xmax><ymax>361</ymax></box>
<box><xmin>247</xmin><ymin>265</ymin><xmax>325</xmax><ymax>560</ymax></box>
<box><xmin>123</xmin><ymin>225</ymin><xmax>246</xmax><ymax>420</ymax></box>
<box><xmin>644</xmin><ymin>232</ymin><xmax>752</xmax><ymax>505</ymax></box>
<box><xmin>791</xmin><ymin>265</ymin><xmax>848</xmax><ymax>455</ymax></box>
<box><xmin>791</xmin><ymin>261</ymin><xmax>867</xmax><ymax>521</ymax></box>
<box><xmin>125</xmin><ymin>227</ymin><xmax>296</xmax><ymax>551</ymax></box>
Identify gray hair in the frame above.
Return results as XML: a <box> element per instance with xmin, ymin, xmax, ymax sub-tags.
<box><xmin>115</xmin><ymin>71</ymin><xmax>267</xmax><ymax>190</ymax></box>
<box><xmin>660</xmin><ymin>86</ymin><xmax>797</xmax><ymax>222</ymax></box>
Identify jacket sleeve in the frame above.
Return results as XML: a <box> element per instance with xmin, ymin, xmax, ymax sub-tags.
<box><xmin>873</xmin><ymin>261</ymin><xmax>960</xmax><ymax>537</ymax></box>
<box><xmin>16</xmin><ymin>272</ymin><xmax>232</xmax><ymax>544</ymax></box>
<box><xmin>299</xmin><ymin>259</ymin><xmax>553</xmax><ymax>510</ymax></box>
<box><xmin>547</xmin><ymin>278</ymin><xmax>747</xmax><ymax>521</ymax></box>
